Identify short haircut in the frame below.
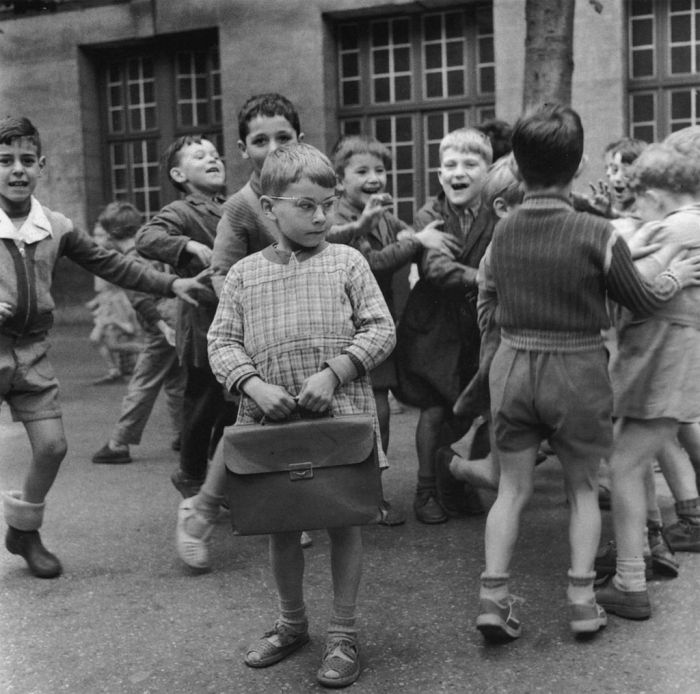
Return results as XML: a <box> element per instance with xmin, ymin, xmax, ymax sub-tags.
<box><xmin>481</xmin><ymin>153</ymin><xmax>523</xmax><ymax>209</ymax></box>
<box><xmin>476</xmin><ymin>119</ymin><xmax>512</xmax><ymax>161</ymax></box>
<box><xmin>161</xmin><ymin>134</ymin><xmax>207</xmax><ymax>193</ymax></box>
<box><xmin>439</xmin><ymin>127</ymin><xmax>493</xmax><ymax>165</ymax></box>
<box><xmin>331</xmin><ymin>134</ymin><xmax>392</xmax><ymax>177</ymax></box>
<box><xmin>511</xmin><ymin>103</ymin><xmax>584</xmax><ymax>188</ymax></box>
<box><xmin>237</xmin><ymin>93</ymin><xmax>301</xmax><ymax>142</ymax></box>
<box><xmin>603</xmin><ymin>136</ymin><xmax>647</xmax><ymax>164</ymax></box>
<box><xmin>664</xmin><ymin>126</ymin><xmax>700</xmax><ymax>157</ymax></box>
<box><xmin>97</xmin><ymin>201</ymin><xmax>143</xmax><ymax>241</ymax></box>
<box><xmin>260</xmin><ymin>142</ymin><xmax>337</xmax><ymax>197</ymax></box>
<box><xmin>0</xmin><ymin>116</ymin><xmax>42</xmax><ymax>156</ymax></box>
<box><xmin>627</xmin><ymin>143</ymin><xmax>700</xmax><ymax>196</ymax></box>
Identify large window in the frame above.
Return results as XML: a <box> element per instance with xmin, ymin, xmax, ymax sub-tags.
<box><xmin>98</xmin><ymin>32</ymin><xmax>222</xmax><ymax>218</ymax></box>
<box><xmin>336</xmin><ymin>4</ymin><xmax>494</xmax><ymax>222</ymax></box>
<box><xmin>628</xmin><ymin>0</ymin><xmax>700</xmax><ymax>142</ymax></box>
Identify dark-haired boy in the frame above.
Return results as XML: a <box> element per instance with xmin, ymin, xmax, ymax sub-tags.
<box><xmin>475</xmin><ymin>104</ymin><xmax>697</xmax><ymax>640</ymax></box>
<box><xmin>135</xmin><ymin>135</ymin><xmax>237</xmax><ymax>498</ymax></box>
<box><xmin>210</xmin><ymin>93</ymin><xmax>303</xmax><ymax>295</ymax></box>
<box><xmin>0</xmin><ymin>117</ymin><xmax>208</xmax><ymax>577</ymax></box>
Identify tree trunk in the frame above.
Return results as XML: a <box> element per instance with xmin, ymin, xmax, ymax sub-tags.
<box><xmin>523</xmin><ymin>0</ymin><xmax>576</xmax><ymax>111</ymax></box>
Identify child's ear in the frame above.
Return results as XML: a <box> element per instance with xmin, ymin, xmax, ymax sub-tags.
<box><xmin>169</xmin><ymin>166</ymin><xmax>187</xmax><ymax>185</ymax></box>
<box><xmin>38</xmin><ymin>156</ymin><xmax>46</xmax><ymax>175</ymax></box>
<box><xmin>259</xmin><ymin>195</ymin><xmax>276</xmax><ymax>220</ymax></box>
<box><xmin>492</xmin><ymin>197</ymin><xmax>509</xmax><ymax>218</ymax></box>
<box><xmin>335</xmin><ymin>173</ymin><xmax>345</xmax><ymax>192</ymax></box>
<box><xmin>298</xmin><ymin>132</ymin><xmax>305</xmax><ymax>142</ymax></box>
<box><xmin>237</xmin><ymin>140</ymin><xmax>249</xmax><ymax>160</ymax></box>
<box><xmin>574</xmin><ymin>154</ymin><xmax>589</xmax><ymax>179</ymax></box>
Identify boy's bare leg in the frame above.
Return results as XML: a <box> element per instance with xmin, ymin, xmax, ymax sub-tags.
<box><xmin>484</xmin><ymin>446</ymin><xmax>538</xmax><ymax>575</ymax></box>
<box><xmin>2</xmin><ymin>417</ymin><xmax>66</xmax><ymax>578</ymax></box>
<box><xmin>244</xmin><ymin>531</ymin><xmax>308</xmax><ymax>667</ymax></box>
<box><xmin>657</xmin><ymin>437</ymin><xmax>699</xmax><ymax>502</ymax></box>
<box><xmin>22</xmin><ymin>417</ymin><xmax>68</xmax><ymax>502</ymax></box>
<box><xmin>373</xmin><ymin>388</ymin><xmax>390</xmax><ymax>453</ymax></box>
<box><xmin>611</xmin><ymin>418</ymin><xmax>677</xmax><ymax>563</ymax></box>
<box><xmin>678</xmin><ymin>422</ymin><xmax>700</xmax><ymax>475</ymax></box>
<box><xmin>558</xmin><ymin>453</ymin><xmax>601</xmax><ymax>575</ymax></box>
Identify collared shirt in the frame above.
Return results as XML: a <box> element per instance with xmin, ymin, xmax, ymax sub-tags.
<box><xmin>0</xmin><ymin>196</ymin><xmax>53</xmax><ymax>244</ymax></box>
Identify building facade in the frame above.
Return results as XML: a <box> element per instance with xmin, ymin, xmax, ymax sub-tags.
<box><xmin>0</xmin><ymin>0</ymin><xmax>697</xmax><ymax>305</ymax></box>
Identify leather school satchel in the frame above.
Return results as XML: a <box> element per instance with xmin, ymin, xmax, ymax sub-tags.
<box><xmin>222</xmin><ymin>413</ymin><xmax>383</xmax><ymax>535</ymax></box>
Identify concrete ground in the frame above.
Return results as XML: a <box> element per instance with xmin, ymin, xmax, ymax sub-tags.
<box><xmin>1</xmin><ymin>325</ymin><xmax>699</xmax><ymax>694</ymax></box>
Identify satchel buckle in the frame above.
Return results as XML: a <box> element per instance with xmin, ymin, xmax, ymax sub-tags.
<box><xmin>289</xmin><ymin>462</ymin><xmax>313</xmax><ymax>481</ymax></box>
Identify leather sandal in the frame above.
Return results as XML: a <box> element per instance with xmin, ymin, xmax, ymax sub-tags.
<box><xmin>244</xmin><ymin>620</ymin><xmax>309</xmax><ymax>668</ymax></box>
<box><xmin>316</xmin><ymin>636</ymin><xmax>360</xmax><ymax>688</ymax></box>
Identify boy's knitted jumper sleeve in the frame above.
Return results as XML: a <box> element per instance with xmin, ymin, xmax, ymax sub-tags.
<box><xmin>207</xmin><ymin>266</ymin><xmax>258</xmax><ymax>393</ymax></box>
<box><xmin>606</xmin><ymin>235</ymin><xmax>681</xmax><ymax>314</ymax></box>
<box><xmin>325</xmin><ymin>252</ymin><xmax>396</xmax><ymax>382</ymax></box>
<box><xmin>63</xmin><ymin>226</ymin><xmax>175</xmax><ymax>298</ymax></box>
<box><xmin>211</xmin><ymin>195</ymin><xmax>258</xmax><ymax>276</ymax></box>
<box><xmin>476</xmin><ymin>244</ymin><xmax>498</xmax><ymax>334</ymax></box>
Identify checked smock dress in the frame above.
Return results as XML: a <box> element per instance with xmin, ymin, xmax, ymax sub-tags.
<box><xmin>208</xmin><ymin>242</ymin><xmax>396</xmax><ymax>467</ymax></box>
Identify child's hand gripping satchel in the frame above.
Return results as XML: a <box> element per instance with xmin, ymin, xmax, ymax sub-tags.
<box><xmin>223</xmin><ymin>409</ymin><xmax>383</xmax><ymax>534</ymax></box>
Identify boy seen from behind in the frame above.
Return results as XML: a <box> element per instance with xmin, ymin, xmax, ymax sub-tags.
<box><xmin>475</xmin><ymin>104</ymin><xmax>698</xmax><ymax>641</ymax></box>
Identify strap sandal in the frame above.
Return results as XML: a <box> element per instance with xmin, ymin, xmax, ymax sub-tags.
<box><xmin>244</xmin><ymin>620</ymin><xmax>309</xmax><ymax>668</ymax></box>
<box><xmin>316</xmin><ymin>636</ymin><xmax>360</xmax><ymax>688</ymax></box>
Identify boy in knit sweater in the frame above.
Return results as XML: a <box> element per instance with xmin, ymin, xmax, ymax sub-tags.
<box><xmin>474</xmin><ymin>104</ymin><xmax>700</xmax><ymax>642</ymax></box>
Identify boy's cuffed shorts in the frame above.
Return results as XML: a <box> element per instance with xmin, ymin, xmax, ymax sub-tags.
<box><xmin>489</xmin><ymin>343</ymin><xmax>613</xmax><ymax>464</ymax></box>
<box><xmin>0</xmin><ymin>333</ymin><xmax>61</xmax><ymax>422</ymax></box>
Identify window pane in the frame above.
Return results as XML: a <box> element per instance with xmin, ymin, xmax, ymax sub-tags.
<box><xmin>447</xmin><ymin>111</ymin><xmax>466</xmax><ymax>130</ymax></box>
<box><xmin>633</xmin><ymin>124</ymin><xmax>654</xmax><ymax>142</ymax></box>
<box><xmin>425</xmin><ymin>43</ymin><xmax>442</xmax><ymax>69</ymax></box>
<box><xmin>670</xmin><ymin>14</ymin><xmax>691</xmax><ymax>42</ymax></box>
<box><xmin>179</xmin><ymin>103</ymin><xmax>192</xmax><ymax>126</ymax></box>
<box><xmin>342</xmin><ymin>52</ymin><xmax>359</xmax><ymax>77</ymax></box>
<box><xmin>424</xmin><ymin>15</ymin><xmax>441</xmax><ymax>42</ymax></box>
<box><xmin>631</xmin><ymin>0</ymin><xmax>653</xmax><ymax>15</ymax></box>
<box><xmin>671</xmin><ymin>45</ymin><xmax>691</xmax><ymax>73</ymax></box>
<box><xmin>479</xmin><ymin>66</ymin><xmax>495</xmax><ymax>94</ymax></box>
<box><xmin>396</xmin><ymin>172</ymin><xmax>413</xmax><ymax>198</ymax></box>
<box><xmin>631</xmin><ymin>18</ymin><xmax>653</xmax><ymax>46</ymax></box>
<box><xmin>395</xmin><ymin>144</ymin><xmax>413</xmax><ymax>169</ymax></box>
<box><xmin>372</xmin><ymin>21</ymin><xmax>389</xmax><ymax>46</ymax></box>
<box><xmin>395</xmin><ymin>75</ymin><xmax>411</xmax><ymax>101</ymax></box>
<box><xmin>374</xmin><ymin>118</ymin><xmax>391</xmax><ymax>142</ymax></box>
<box><xmin>447</xmin><ymin>69</ymin><xmax>464</xmax><ymax>96</ymax></box>
<box><xmin>426</xmin><ymin>113</ymin><xmax>443</xmax><ymax>140</ymax></box>
<box><xmin>110</xmin><ymin>111</ymin><xmax>123</xmax><ymax>133</ymax></box>
<box><xmin>446</xmin><ymin>41</ymin><xmax>464</xmax><ymax>67</ymax></box>
<box><xmin>396</xmin><ymin>116</ymin><xmax>412</xmax><ymax>142</ymax></box>
<box><xmin>373</xmin><ymin>77</ymin><xmax>391</xmax><ymax>103</ymax></box>
<box><xmin>398</xmin><ymin>200</ymin><xmax>413</xmax><ymax>224</ymax></box>
<box><xmin>339</xmin><ymin>24</ymin><xmax>359</xmax><ymax>51</ymax></box>
<box><xmin>373</xmin><ymin>48</ymin><xmax>390</xmax><ymax>74</ymax></box>
<box><xmin>632</xmin><ymin>93</ymin><xmax>655</xmax><ymax>122</ymax></box>
<box><xmin>632</xmin><ymin>49</ymin><xmax>654</xmax><ymax>77</ymax></box>
<box><xmin>426</xmin><ymin>72</ymin><xmax>443</xmax><ymax>98</ymax></box>
<box><xmin>671</xmin><ymin>90</ymin><xmax>691</xmax><ymax>119</ymax></box>
<box><xmin>671</xmin><ymin>0</ymin><xmax>691</xmax><ymax>10</ymax></box>
<box><xmin>477</xmin><ymin>37</ymin><xmax>493</xmax><ymax>63</ymax></box>
<box><xmin>393</xmin><ymin>18</ymin><xmax>410</xmax><ymax>44</ymax></box>
<box><xmin>445</xmin><ymin>11</ymin><xmax>463</xmax><ymax>38</ymax></box>
<box><xmin>341</xmin><ymin>119</ymin><xmax>362</xmax><ymax>135</ymax></box>
<box><xmin>394</xmin><ymin>47</ymin><xmax>411</xmax><ymax>72</ymax></box>
<box><xmin>476</xmin><ymin>5</ymin><xmax>493</xmax><ymax>33</ymax></box>
<box><xmin>342</xmin><ymin>81</ymin><xmax>360</xmax><ymax>106</ymax></box>
<box><xmin>428</xmin><ymin>142</ymin><xmax>440</xmax><ymax>170</ymax></box>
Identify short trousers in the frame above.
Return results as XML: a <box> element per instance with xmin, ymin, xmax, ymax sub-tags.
<box><xmin>0</xmin><ymin>333</ymin><xmax>61</xmax><ymax>422</ymax></box>
<box><xmin>489</xmin><ymin>343</ymin><xmax>613</xmax><ymax>464</ymax></box>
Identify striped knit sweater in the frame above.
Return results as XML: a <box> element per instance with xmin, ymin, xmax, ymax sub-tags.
<box><xmin>486</xmin><ymin>194</ymin><xmax>679</xmax><ymax>351</ymax></box>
